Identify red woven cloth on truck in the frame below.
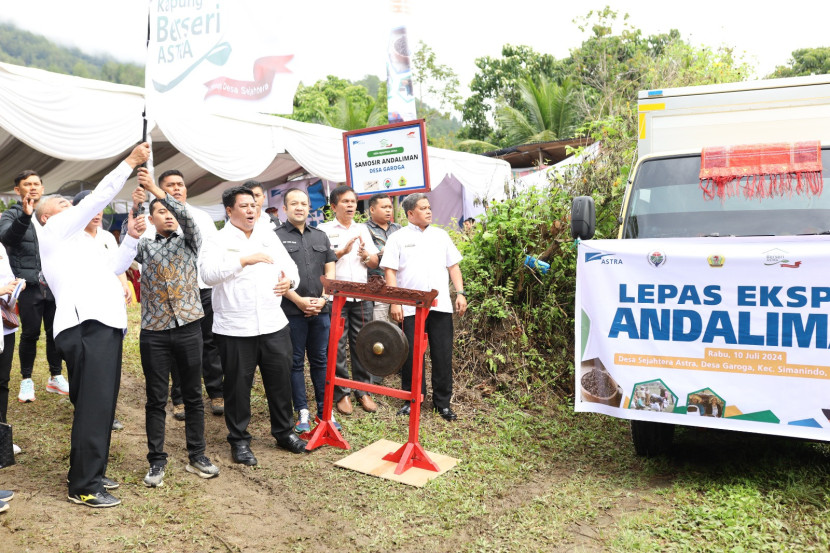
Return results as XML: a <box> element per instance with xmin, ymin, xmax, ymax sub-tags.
<box><xmin>699</xmin><ymin>141</ymin><xmax>823</xmax><ymax>200</ymax></box>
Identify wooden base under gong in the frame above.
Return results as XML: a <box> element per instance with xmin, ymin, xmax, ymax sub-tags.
<box><xmin>334</xmin><ymin>439</ymin><xmax>459</xmax><ymax>487</ymax></box>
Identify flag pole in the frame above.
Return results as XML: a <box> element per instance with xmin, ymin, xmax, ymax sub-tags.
<box><xmin>141</xmin><ymin>9</ymin><xmax>151</xmax><ymax>176</ymax></box>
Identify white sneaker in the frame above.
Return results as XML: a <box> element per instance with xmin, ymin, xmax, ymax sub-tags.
<box><xmin>294</xmin><ymin>408</ymin><xmax>311</xmax><ymax>434</ymax></box>
<box><xmin>143</xmin><ymin>464</ymin><xmax>165</xmax><ymax>488</ymax></box>
<box><xmin>12</xmin><ymin>444</ymin><xmax>21</xmax><ymax>455</ymax></box>
<box><xmin>46</xmin><ymin>375</ymin><xmax>69</xmax><ymax>396</ymax></box>
<box><xmin>18</xmin><ymin>379</ymin><xmax>35</xmax><ymax>402</ymax></box>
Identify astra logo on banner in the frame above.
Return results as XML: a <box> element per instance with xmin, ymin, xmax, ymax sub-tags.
<box><xmin>585</xmin><ymin>252</ymin><xmax>618</xmax><ymax>264</ymax></box>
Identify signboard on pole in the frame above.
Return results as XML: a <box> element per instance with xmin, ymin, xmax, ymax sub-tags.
<box><xmin>576</xmin><ymin>235</ymin><xmax>830</xmax><ymax>442</ymax></box>
<box><xmin>343</xmin><ymin>120</ymin><xmax>430</xmax><ymax>199</ymax></box>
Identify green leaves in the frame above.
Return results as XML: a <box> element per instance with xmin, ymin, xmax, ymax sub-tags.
<box><xmin>495</xmin><ymin>76</ymin><xmax>579</xmax><ymax>145</ymax></box>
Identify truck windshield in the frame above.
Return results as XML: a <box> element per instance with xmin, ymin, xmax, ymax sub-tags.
<box><xmin>622</xmin><ymin>149</ymin><xmax>830</xmax><ymax>238</ymax></box>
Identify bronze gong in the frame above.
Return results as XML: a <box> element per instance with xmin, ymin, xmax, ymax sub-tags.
<box><xmin>354</xmin><ymin>320</ymin><xmax>409</xmax><ymax>377</ymax></box>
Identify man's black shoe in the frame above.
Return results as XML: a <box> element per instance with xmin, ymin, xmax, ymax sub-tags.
<box><xmin>397</xmin><ymin>403</ymin><xmax>411</xmax><ymax>416</ymax></box>
<box><xmin>68</xmin><ymin>491</ymin><xmax>121</xmax><ymax>508</ymax></box>
<box><xmin>231</xmin><ymin>444</ymin><xmax>257</xmax><ymax>466</ymax></box>
<box><xmin>434</xmin><ymin>407</ymin><xmax>457</xmax><ymax>421</ymax></box>
<box><xmin>67</xmin><ymin>475</ymin><xmax>119</xmax><ymax>490</ymax></box>
<box><xmin>276</xmin><ymin>434</ymin><xmax>309</xmax><ymax>454</ymax></box>
<box><xmin>101</xmin><ymin>476</ymin><xmax>119</xmax><ymax>490</ymax></box>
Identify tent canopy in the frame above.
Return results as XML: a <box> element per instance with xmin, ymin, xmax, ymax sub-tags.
<box><xmin>0</xmin><ymin>62</ymin><xmax>510</xmax><ymax>218</ymax></box>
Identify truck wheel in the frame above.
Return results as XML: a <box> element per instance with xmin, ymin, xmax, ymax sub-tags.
<box><xmin>630</xmin><ymin>420</ymin><xmax>674</xmax><ymax>457</ymax></box>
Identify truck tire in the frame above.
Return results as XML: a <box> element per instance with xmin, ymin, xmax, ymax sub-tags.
<box><xmin>630</xmin><ymin>420</ymin><xmax>674</xmax><ymax>457</ymax></box>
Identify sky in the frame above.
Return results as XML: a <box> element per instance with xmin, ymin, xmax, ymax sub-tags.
<box><xmin>0</xmin><ymin>0</ymin><xmax>827</xmax><ymax>93</ymax></box>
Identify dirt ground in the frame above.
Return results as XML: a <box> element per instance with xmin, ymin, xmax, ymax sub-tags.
<box><xmin>0</xmin><ymin>312</ymin><xmax>634</xmax><ymax>553</ymax></box>
<box><xmin>0</xmin><ymin>372</ymin><xmax>633</xmax><ymax>553</ymax></box>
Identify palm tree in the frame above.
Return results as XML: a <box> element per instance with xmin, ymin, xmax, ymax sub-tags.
<box><xmin>496</xmin><ymin>76</ymin><xmax>579</xmax><ymax>144</ymax></box>
<box><xmin>317</xmin><ymin>90</ymin><xmax>386</xmax><ymax>131</ymax></box>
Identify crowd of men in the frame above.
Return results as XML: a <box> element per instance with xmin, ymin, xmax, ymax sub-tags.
<box><xmin>0</xmin><ymin>145</ymin><xmax>467</xmax><ymax>511</ymax></box>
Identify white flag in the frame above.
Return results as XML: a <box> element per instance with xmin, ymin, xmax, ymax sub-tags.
<box><xmin>147</xmin><ymin>1</ymin><xmax>300</xmax><ymax>116</ymax></box>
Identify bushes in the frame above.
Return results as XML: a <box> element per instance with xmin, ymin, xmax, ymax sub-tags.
<box><xmin>454</xmin><ymin>117</ymin><xmax>631</xmax><ymax>400</ymax></box>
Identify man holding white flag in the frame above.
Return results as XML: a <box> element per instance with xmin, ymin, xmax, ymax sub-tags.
<box><xmin>36</xmin><ymin>143</ymin><xmax>150</xmax><ymax>508</ymax></box>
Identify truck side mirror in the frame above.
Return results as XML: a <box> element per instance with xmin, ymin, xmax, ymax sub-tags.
<box><xmin>571</xmin><ymin>196</ymin><xmax>596</xmax><ymax>240</ymax></box>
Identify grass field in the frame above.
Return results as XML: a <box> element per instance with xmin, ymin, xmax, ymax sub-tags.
<box><xmin>2</xmin><ymin>305</ymin><xmax>830</xmax><ymax>552</ymax></box>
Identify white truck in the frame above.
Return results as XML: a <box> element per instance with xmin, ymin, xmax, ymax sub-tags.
<box><xmin>572</xmin><ymin>74</ymin><xmax>830</xmax><ymax>455</ymax></box>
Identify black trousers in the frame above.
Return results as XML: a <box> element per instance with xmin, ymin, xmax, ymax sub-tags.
<box><xmin>401</xmin><ymin>311</ymin><xmax>454</xmax><ymax>410</ymax></box>
<box><xmin>55</xmin><ymin>321</ymin><xmax>122</xmax><ymax>495</ymax></box>
<box><xmin>215</xmin><ymin>327</ymin><xmax>293</xmax><ymax>446</ymax></box>
<box><xmin>0</xmin><ymin>333</ymin><xmax>16</xmax><ymax>423</ymax></box>
<box><xmin>18</xmin><ymin>285</ymin><xmax>61</xmax><ymax>378</ymax></box>
<box><xmin>140</xmin><ymin>321</ymin><xmax>205</xmax><ymax>466</ymax></box>
<box><xmin>171</xmin><ymin>288</ymin><xmax>223</xmax><ymax>404</ymax></box>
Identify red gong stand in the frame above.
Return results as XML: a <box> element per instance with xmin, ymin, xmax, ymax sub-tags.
<box><xmin>305</xmin><ymin>276</ymin><xmax>440</xmax><ymax>475</ymax></box>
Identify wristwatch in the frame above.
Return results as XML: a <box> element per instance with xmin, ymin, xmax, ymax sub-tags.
<box><xmin>457</xmin><ymin>290</ymin><xmax>467</xmax><ymax>297</ymax></box>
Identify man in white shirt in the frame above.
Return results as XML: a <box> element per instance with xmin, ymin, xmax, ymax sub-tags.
<box><xmin>73</xmin><ymin>189</ymin><xmax>131</xmax><ymax>431</ymax></box>
<box><xmin>318</xmin><ymin>186</ymin><xmax>380</xmax><ymax>416</ymax></box>
<box><xmin>36</xmin><ymin>142</ymin><xmax>149</xmax><ymax>508</ymax></box>
<box><xmin>381</xmin><ymin>193</ymin><xmax>468</xmax><ymax>422</ymax></box>
<box><xmin>199</xmin><ymin>186</ymin><xmax>306</xmax><ymax>465</ymax></box>
<box><xmin>129</xmin><ymin>170</ymin><xmax>224</xmax><ymax>418</ymax></box>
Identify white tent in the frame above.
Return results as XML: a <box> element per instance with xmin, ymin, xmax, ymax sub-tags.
<box><xmin>0</xmin><ymin>62</ymin><xmax>510</xmax><ymax>220</ymax></box>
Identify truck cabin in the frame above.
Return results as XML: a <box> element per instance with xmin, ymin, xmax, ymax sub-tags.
<box><xmin>622</xmin><ymin>147</ymin><xmax>830</xmax><ymax>239</ymax></box>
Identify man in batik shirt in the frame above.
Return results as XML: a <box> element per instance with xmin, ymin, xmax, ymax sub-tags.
<box><xmin>134</xmin><ymin>167</ymin><xmax>219</xmax><ymax>488</ymax></box>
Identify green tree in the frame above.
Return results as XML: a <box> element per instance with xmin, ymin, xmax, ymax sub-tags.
<box><xmin>289</xmin><ymin>75</ymin><xmax>388</xmax><ymax>130</ymax></box>
<box><xmin>568</xmin><ymin>8</ymin><xmax>680</xmax><ymax>118</ymax></box>
<box><xmin>411</xmin><ymin>40</ymin><xmax>462</xmax><ymax>116</ymax></box>
<box><xmin>460</xmin><ymin>44</ymin><xmax>564</xmax><ymax>141</ymax></box>
<box><xmin>769</xmin><ymin>47</ymin><xmax>830</xmax><ymax>78</ymax></box>
<box><xmin>639</xmin><ymin>40</ymin><xmax>750</xmax><ymax>90</ymax></box>
<box><xmin>318</xmin><ymin>90</ymin><xmax>386</xmax><ymax>131</ymax></box>
<box><xmin>495</xmin><ymin>76</ymin><xmax>579</xmax><ymax>145</ymax></box>
<box><xmin>454</xmin><ymin>11</ymin><xmax>751</xmax><ymax>396</ymax></box>
<box><xmin>289</xmin><ymin>75</ymin><xmax>353</xmax><ymax>121</ymax></box>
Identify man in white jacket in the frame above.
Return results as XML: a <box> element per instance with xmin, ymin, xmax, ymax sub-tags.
<box><xmin>199</xmin><ymin>186</ymin><xmax>306</xmax><ymax>466</ymax></box>
<box><xmin>36</xmin><ymin>142</ymin><xmax>149</xmax><ymax>508</ymax></box>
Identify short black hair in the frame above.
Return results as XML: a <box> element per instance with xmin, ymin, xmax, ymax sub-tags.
<box><xmin>158</xmin><ymin>169</ymin><xmax>184</xmax><ymax>186</ymax></box>
<box><xmin>149</xmin><ymin>198</ymin><xmax>166</xmax><ymax>215</ymax></box>
<box><xmin>222</xmin><ymin>186</ymin><xmax>255</xmax><ymax>209</ymax></box>
<box><xmin>14</xmin><ymin>170</ymin><xmax>40</xmax><ymax>187</ymax></box>
<box><xmin>283</xmin><ymin>187</ymin><xmax>309</xmax><ymax>206</ymax></box>
<box><xmin>329</xmin><ymin>185</ymin><xmax>356</xmax><ymax>206</ymax></box>
<box><xmin>243</xmin><ymin>180</ymin><xmax>264</xmax><ymax>193</ymax></box>
<box><xmin>368</xmin><ymin>193</ymin><xmax>391</xmax><ymax>208</ymax></box>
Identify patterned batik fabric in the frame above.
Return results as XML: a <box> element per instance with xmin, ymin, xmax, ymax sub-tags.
<box><xmin>135</xmin><ymin>195</ymin><xmax>204</xmax><ymax>331</ymax></box>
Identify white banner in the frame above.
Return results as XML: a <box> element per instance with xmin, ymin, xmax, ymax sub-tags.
<box><xmin>147</xmin><ymin>1</ymin><xmax>300</xmax><ymax>116</ymax></box>
<box><xmin>386</xmin><ymin>1</ymin><xmax>416</xmax><ymax>123</ymax></box>
<box><xmin>576</xmin><ymin>236</ymin><xmax>830</xmax><ymax>441</ymax></box>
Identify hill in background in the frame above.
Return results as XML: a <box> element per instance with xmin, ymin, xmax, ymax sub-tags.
<box><xmin>0</xmin><ymin>22</ymin><xmax>144</xmax><ymax>85</ymax></box>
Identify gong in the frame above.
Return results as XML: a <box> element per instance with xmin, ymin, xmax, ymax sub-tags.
<box><xmin>355</xmin><ymin>320</ymin><xmax>410</xmax><ymax>377</ymax></box>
